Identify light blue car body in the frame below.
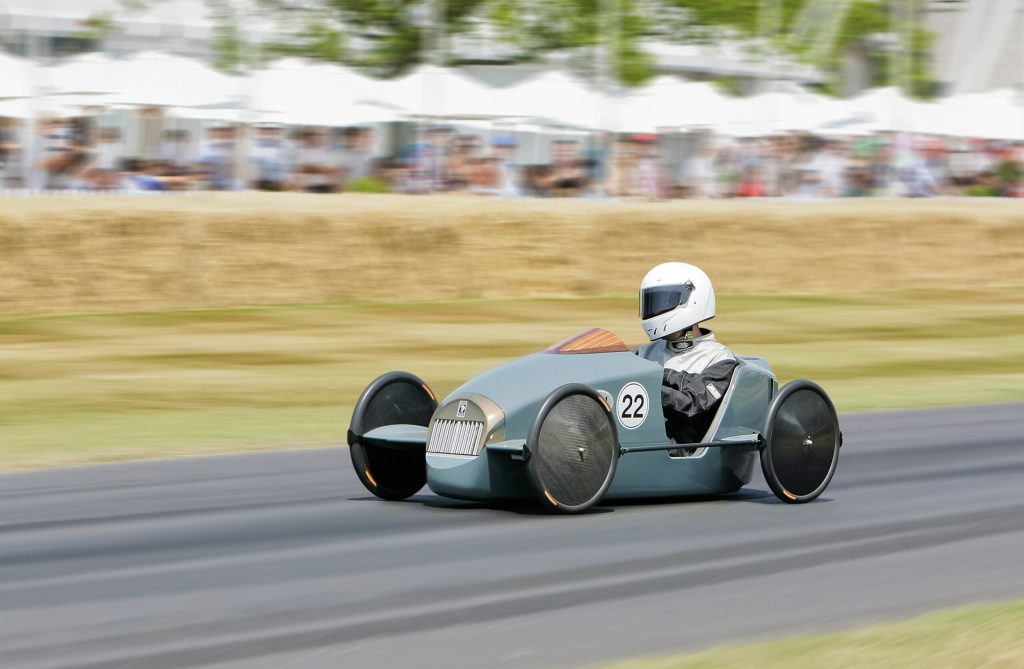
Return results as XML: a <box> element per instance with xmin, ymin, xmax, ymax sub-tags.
<box><xmin>365</xmin><ymin>346</ymin><xmax>778</xmax><ymax>502</ymax></box>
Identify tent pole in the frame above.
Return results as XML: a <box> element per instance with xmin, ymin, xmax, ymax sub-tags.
<box><xmin>24</xmin><ymin>15</ymin><xmax>45</xmax><ymax>189</ymax></box>
<box><xmin>888</xmin><ymin>0</ymin><xmax>900</xmax><ymax>193</ymax></box>
<box><xmin>436</xmin><ymin>0</ymin><xmax>445</xmax><ymax>154</ymax></box>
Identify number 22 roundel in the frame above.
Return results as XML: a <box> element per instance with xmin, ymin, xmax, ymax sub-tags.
<box><xmin>615</xmin><ymin>382</ymin><xmax>649</xmax><ymax>430</ymax></box>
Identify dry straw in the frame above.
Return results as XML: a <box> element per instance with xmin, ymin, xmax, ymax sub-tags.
<box><xmin>1</xmin><ymin>194</ymin><xmax>1021</xmax><ymax>315</ymax></box>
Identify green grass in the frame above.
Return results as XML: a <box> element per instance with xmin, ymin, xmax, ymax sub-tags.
<box><xmin>601</xmin><ymin>599</ymin><xmax>1024</xmax><ymax>669</ymax></box>
<box><xmin>1</xmin><ymin>290</ymin><xmax>1022</xmax><ymax>471</ymax></box>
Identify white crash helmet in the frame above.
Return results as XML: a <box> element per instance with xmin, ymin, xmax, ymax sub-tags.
<box><xmin>639</xmin><ymin>262</ymin><xmax>716</xmax><ymax>341</ymax></box>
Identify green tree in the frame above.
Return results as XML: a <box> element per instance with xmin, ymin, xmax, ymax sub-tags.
<box><xmin>663</xmin><ymin>0</ymin><xmax>936</xmax><ymax>97</ymax></box>
<box><xmin>331</xmin><ymin>0</ymin><xmax>488</xmax><ymax>74</ymax></box>
<box><xmin>266</xmin><ymin>18</ymin><xmax>346</xmax><ymax>63</ymax></box>
<box><xmin>257</xmin><ymin>0</ymin><xmax>652</xmax><ymax>84</ymax></box>
<box><xmin>206</xmin><ymin>0</ymin><xmax>249</xmax><ymax>73</ymax></box>
<box><xmin>259</xmin><ymin>0</ymin><xmax>490</xmax><ymax>76</ymax></box>
<box><xmin>93</xmin><ymin>0</ymin><xmax>937</xmax><ymax>94</ymax></box>
<box><xmin>488</xmin><ymin>0</ymin><xmax>653</xmax><ymax>86</ymax></box>
<box><xmin>76</xmin><ymin>12</ymin><xmax>123</xmax><ymax>46</ymax></box>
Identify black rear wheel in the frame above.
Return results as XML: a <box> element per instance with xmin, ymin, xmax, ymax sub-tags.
<box><xmin>526</xmin><ymin>384</ymin><xmax>619</xmax><ymax>514</ymax></box>
<box><xmin>348</xmin><ymin>372</ymin><xmax>437</xmax><ymax>500</ymax></box>
<box><xmin>761</xmin><ymin>380</ymin><xmax>840</xmax><ymax>504</ymax></box>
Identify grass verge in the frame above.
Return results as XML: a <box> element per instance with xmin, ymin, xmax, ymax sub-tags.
<box><xmin>601</xmin><ymin>599</ymin><xmax>1024</xmax><ymax>669</ymax></box>
<box><xmin>1</xmin><ymin>289</ymin><xmax>1022</xmax><ymax>471</ymax></box>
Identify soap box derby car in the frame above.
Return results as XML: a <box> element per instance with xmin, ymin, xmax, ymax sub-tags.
<box><xmin>347</xmin><ymin>329</ymin><xmax>842</xmax><ymax>514</ymax></box>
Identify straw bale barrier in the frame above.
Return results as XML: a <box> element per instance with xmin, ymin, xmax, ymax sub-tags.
<box><xmin>1</xmin><ymin>194</ymin><xmax>1021</xmax><ymax>315</ymax></box>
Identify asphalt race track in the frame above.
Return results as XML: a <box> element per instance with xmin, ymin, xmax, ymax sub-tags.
<box><xmin>2</xmin><ymin>403</ymin><xmax>1024</xmax><ymax>669</ymax></box>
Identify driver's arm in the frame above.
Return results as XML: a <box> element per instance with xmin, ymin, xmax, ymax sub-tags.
<box><xmin>661</xmin><ymin>360</ymin><xmax>737</xmax><ymax>420</ymax></box>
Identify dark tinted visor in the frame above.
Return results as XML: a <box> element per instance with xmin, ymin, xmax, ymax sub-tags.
<box><xmin>640</xmin><ymin>283</ymin><xmax>694</xmax><ymax>320</ymax></box>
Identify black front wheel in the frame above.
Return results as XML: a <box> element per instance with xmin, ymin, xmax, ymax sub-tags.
<box><xmin>760</xmin><ymin>380</ymin><xmax>841</xmax><ymax>504</ymax></box>
<box><xmin>348</xmin><ymin>371</ymin><xmax>437</xmax><ymax>501</ymax></box>
<box><xmin>525</xmin><ymin>384</ymin><xmax>619</xmax><ymax>514</ymax></box>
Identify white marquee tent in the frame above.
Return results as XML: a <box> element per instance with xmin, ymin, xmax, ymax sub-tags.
<box><xmin>24</xmin><ymin>51</ymin><xmax>243</xmax><ymax>116</ymax></box>
<box><xmin>616</xmin><ymin>78</ymin><xmax>734</xmax><ymax>133</ymax></box>
<box><xmin>368</xmin><ymin>64</ymin><xmax>516</xmax><ymax>120</ymax></box>
<box><xmin>42</xmin><ymin>52</ymin><xmax>122</xmax><ymax>97</ymax></box>
<box><xmin>0</xmin><ymin>52</ymin><xmax>33</xmax><ymax>101</ymax></box>
<box><xmin>496</xmin><ymin>70</ymin><xmax>610</xmax><ymax>130</ymax></box>
<box><xmin>113</xmin><ymin>51</ymin><xmax>242</xmax><ymax>108</ymax></box>
<box><xmin>4</xmin><ymin>52</ymin><xmax>1024</xmax><ymax>141</ymax></box>
<box><xmin>247</xmin><ymin>58</ymin><xmax>398</xmax><ymax>126</ymax></box>
<box><xmin>931</xmin><ymin>89</ymin><xmax>1024</xmax><ymax>140</ymax></box>
<box><xmin>731</xmin><ymin>89</ymin><xmax>848</xmax><ymax>135</ymax></box>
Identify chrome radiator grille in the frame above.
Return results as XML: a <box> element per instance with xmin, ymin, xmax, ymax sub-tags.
<box><xmin>427</xmin><ymin>419</ymin><xmax>485</xmax><ymax>456</ymax></box>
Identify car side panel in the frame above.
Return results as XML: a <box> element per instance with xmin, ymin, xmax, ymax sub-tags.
<box><xmin>444</xmin><ymin>351</ymin><xmax>668</xmax><ymax>446</ymax></box>
<box><xmin>427</xmin><ymin>351</ymin><xmax>666</xmax><ymax>500</ymax></box>
<box><xmin>604</xmin><ymin>358</ymin><xmax>775</xmax><ymax>499</ymax></box>
<box><xmin>425</xmin><ymin>351</ymin><xmax>777</xmax><ymax>502</ymax></box>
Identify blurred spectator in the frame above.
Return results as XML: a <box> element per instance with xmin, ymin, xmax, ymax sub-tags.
<box><xmin>465</xmin><ymin>155</ymin><xmax>499</xmax><ymax>194</ymax></box>
<box><xmin>77</xmin><ymin>127</ymin><xmax>123</xmax><ymax>190</ymax></box>
<box><xmin>138</xmin><ymin>107</ymin><xmax>166</xmax><ymax>161</ymax></box>
<box><xmin>607</xmin><ymin>136</ymin><xmax>635</xmax><ymax>197</ymax></box>
<box><xmin>947</xmin><ymin>138</ymin><xmax>977</xmax><ymax>187</ymax></box>
<box><xmin>448</xmin><ymin>134</ymin><xmax>482</xmax><ymax>189</ymax></box>
<box><xmin>401</xmin><ymin>126</ymin><xmax>452</xmax><ymax>194</ymax></box>
<box><xmin>121</xmin><ymin>159</ymin><xmax>166</xmax><ymax>191</ymax></box>
<box><xmin>197</xmin><ymin>126</ymin><xmax>236</xmax><ymax>190</ymax></box>
<box><xmin>901</xmin><ymin>151</ymin><xmax>940</xmax><ymax>198</ymax></box>
<box><xmin>583</xmin><ymin>135</ymin><xmax>611</xmax><ymax>196</ymax></box>
<box><xmin>292</xmin><ymin>126</ymin><xmax>336</xmax><ymax>193</ymax></box>
<box><xmin>7</xmin><ymin>109</ymin><xmax>1024</xmax><ymax>199</ymax></box>
<box><xmin>537</xmin><ymin>139</ymin><xmax>588</xmax><ymax>196</ymax></box>
<box><xmin>715</xmin><ymin>142</ymin><xmax>741</xmax><ymax>197</ymax></box>
<box><xmin>735</xmin><ymin>165</ymin><xmax>766</xmax><ymax>197</ymax></box>
<box><xmin>160</xmin><ymin>130</ymin><xmax>193</xmax><ymax>173</ymax></box>
<box><xmin>758</xmin><ymin>138</ymin><xmax>784</xmax><ymax>197</ymax></box>
<box><xmin>0</xmin><ymin>119</ymin><xmax>20</xmax><ymax>187</ymax></box>
<box><xmin>814</xmin><ymin>139</ymin><xmax>847</xmax><ymax>198</ymax></box>
<box><xmin>336</xmin><ymin>126</ymin><xmax>375</xmax><ymax>189</ymax></box>
<box><xmin>120</xmin><ymin>159</ymin><xmax>195</xmax><ymax>191</ymax></box>
<box><xmin>688</xmin><ymin>142</ymin><xmax>718</xmax><ymax>198</ymax></box>
<box><xmin>489</xmin><ymin>136</ymin><xmax>520</xmax><ymax>197</ymax></box>
<box><xmin>629</xmin><ymin>135</ymin><xmax>662</xmax><ymax>199</ymax></box>
<box><xmin>965</xmin><ymin>139</ymin><xmax>995</xmax><ymax>178</ymax></box>
<box><xmin>38</xmin><ymin>118</ymin><xmax>74</xmax><ymax>189</ymax></box>
<box><xmin>250</xmin><ymin>124</ymin><xmax>289</xmax><ymax>191</ymax></box>
<box><xmin>95</xmin><ymin>127</ymin><xmax>122</xmax><ymax>172</ymax></box>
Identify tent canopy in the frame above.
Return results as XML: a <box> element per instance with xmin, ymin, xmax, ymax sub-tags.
<box><xmin>6</xmin><ymin>52</ymin><xmax>1024</xmax><ymax>139</ymax></box>
<box><xmin>368</xmin><ymin>64</ymin><xmax>516</xmax><ymax>119</ymax></box>
<box><xmin>618</xmin><ymin>78</ymin><xmax>736</xmax><ymax>132</ymax></box>
<box><xmin>248</xmin><ymin>58</ymin><xmax>399</xmax><ymax>126</ymax></box>
<box><xmin>0</xmin><ymin>52</ymin><xmax>33</xmax><ymax>102</ymax></box>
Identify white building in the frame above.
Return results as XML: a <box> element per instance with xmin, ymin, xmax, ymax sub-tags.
<box><xmin>925</xmin><ymin>0</ymin><xmax>1024</xmax><ymax>94</ymax></box>
<box><xmin>0</xmin><ymin>0</ymin><xmax>274</xmax><ymax>60</ymax></box>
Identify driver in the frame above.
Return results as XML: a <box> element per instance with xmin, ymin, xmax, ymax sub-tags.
<box><xmin>636</xmin><ymin>262</ymin><xmax>737</xmax><ymax>445</ymax></box>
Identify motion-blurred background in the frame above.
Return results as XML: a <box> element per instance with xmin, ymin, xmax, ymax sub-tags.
<box><xmin>1</xmin><ymin>3</ymin><xmax>1024</xmax><ymax>669</ymax></box>
<box><xmin>1</xmin><ymin>0</ymin><xmax>1022</xmax><ymax>465</ymax></box>
<box><xmin>0</xmin><ymin>0</ymin><xmax>1023</xmax><ymax>196</ymax></box>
